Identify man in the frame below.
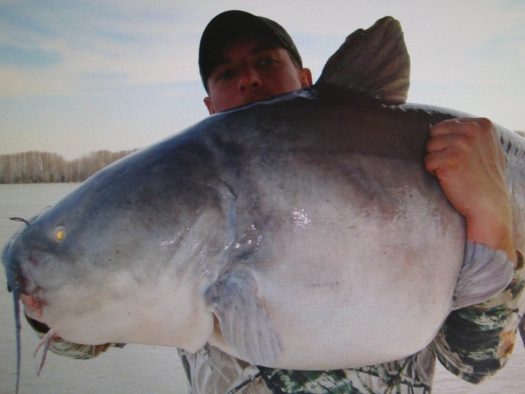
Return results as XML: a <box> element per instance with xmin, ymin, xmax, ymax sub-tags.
<box><xmin>26</xmin><ymin>10</ymin><xmax>524</xmax><ymax>394</ymax></box>
<box><xmin>177</xmin><ymin>10</ymin><xmax>524</xmax><ymax>393</ymax></box>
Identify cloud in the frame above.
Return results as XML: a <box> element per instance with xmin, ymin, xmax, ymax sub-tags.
<box><xmin>3</xmin><ymin>0</ymin><xmax>522</xmax><ymax>96</ymax></box>
<box><xmin>0</xmin><ymin>0</ymin><xmax>523</xmax><ymax>159</ymax></box>
<box><xmin>0</xmin><ymin>44</ymin><xmax>60</xmax><ymax>67</ymax></box>
<box><xmin>0</xmin><ymin>1</ymin><xmax>202</xmax><ymax>96</ymax></box>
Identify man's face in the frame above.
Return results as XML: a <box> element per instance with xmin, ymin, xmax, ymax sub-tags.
<box><xmin>204</xmin><ymin>38</ymin><xmax>312</xmax><ymax>114</ymax></box>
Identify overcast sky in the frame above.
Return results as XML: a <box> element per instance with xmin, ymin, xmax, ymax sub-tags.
<box><xmin>1</xmin><ymin>0</ymin><xmax>524</xmax><ymax>159</ymax></box>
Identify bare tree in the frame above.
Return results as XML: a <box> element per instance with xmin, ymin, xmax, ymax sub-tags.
<box><xmin>0</xmin><ymin>150</ymin><xmax>136</xmax><ymax>184</ymax></box>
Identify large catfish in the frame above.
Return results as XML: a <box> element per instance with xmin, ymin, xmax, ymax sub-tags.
<box><xmin>3</xmin><ymin>16</ymin><xmax>525</xmax><ymax>388</ymax></box>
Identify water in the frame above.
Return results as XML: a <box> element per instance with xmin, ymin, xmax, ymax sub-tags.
<box><xmin>0</xmin><ymin>184</ymin><xmax>523</xmax><ymax>393</ymax></box>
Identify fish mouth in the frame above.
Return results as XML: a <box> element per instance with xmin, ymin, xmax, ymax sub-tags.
<box><xmin>18</xmin><ymin>260</ymin><xmax>47</xmax><ymax>315</ymax></box>
<box><xmin>20</xmin><ymin>292</ymin><xmax>45</xmax><ymax>320</ymax></box>
<box><xmin>4</xmin><ymin>242</ymin><xmax>49</xmax><ymax>324</ymax></box>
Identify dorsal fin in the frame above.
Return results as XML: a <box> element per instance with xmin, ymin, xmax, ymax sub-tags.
<box><xmin>316</xmin><ymin>16</ymin><xmax>410</xmax><ymax>104</ymax></box>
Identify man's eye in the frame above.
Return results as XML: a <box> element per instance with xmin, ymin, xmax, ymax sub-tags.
<box><xmin>217</xmin><ymin>69</ymin><xmax>235</xmax><ymax>81</ymax></box>
<box><xmin>257</xmin><ymin>57</ymin><xmax>276</xmax><ymax>67</ymax></box>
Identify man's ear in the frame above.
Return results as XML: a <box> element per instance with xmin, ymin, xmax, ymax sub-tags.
<box><xmin>300</xmin><ymin>68</ymin><xmax>313</xmax><ymax>88</ymax></box>
<box><xmin>204</xmin><ymin>97</ymin><xmax>215</xmax><ymax>114</ymax></box>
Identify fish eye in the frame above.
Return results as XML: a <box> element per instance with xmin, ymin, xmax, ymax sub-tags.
<box><xmin>54</xmin><ymin>226</ymin><xmax>67</xmax><ymax>242</ymax></box>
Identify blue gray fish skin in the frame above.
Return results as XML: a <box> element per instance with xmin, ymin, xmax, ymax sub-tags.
<box><xmin>4</xmin><ymin>89</ymin><xmax>525</xmax><ymax>367</ymax></box>
<box><xmin>2</xmin><ymin>16</ymin><xmax>525</xmax><ymax>375</ymax></box>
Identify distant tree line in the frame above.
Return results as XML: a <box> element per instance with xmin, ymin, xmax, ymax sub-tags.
<box><xmin>0</xmin><ymin>150</ymin><xmax>136</xmax><ymax>184</ymax></box>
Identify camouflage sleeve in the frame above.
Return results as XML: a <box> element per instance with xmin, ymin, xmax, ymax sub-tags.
<box><xmin>26</xmin><ymin>314</ymin><xmax>125</xmax><ymax>360</ymax></box>
<box><xmin>432</xmin><ymin>249</ymin><xmax>525</xmax><ymax>383</ymax></box>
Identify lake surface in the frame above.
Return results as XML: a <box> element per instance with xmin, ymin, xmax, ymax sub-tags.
<box><xmin>0</xmin><ymin>184</ymin><xmax>523</xmax><ymax>393</ymax></box>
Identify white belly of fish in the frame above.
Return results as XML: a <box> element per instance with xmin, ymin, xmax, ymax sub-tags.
<box><xmin>208</xmin><ymin>160</ymin><xmax>465</xmax><ymax>369</ymax></box>
<box><xmin>259</xmin><ymin>216</ymin><xmax>462</xmax><ymax>369</ymax></box>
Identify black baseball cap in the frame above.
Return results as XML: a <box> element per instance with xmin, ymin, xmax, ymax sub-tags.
<box><xmin>199</xmin><ymin>10</ymin><xmax>303</xmax><ymax>92</ymax></box>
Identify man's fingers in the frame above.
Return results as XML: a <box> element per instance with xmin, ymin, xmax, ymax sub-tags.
<box><xmin>429</xmin><ymin>118</ymin><xmax>463</xmax><ymax>137</ymax></box>
<box><xmin>426</xmin><ymin>133</ymin><xmax>461</xmax><ymax>153</ymax></box>
<box><xmin>429</xmin><ymin>117</ymin><xmax>488</xmax><ymax>138</ymax></box>
<box><xmin>424</xmin><ymin>151</ymin><xmax>455</xmax><ymax>177</ymax></box>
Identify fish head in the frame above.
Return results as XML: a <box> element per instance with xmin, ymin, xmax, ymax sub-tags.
<box><xmin>1</xmin><ymin>178</ymin><xmax>195</xmax><ymax>346</ymax></box>
<box><xmin>2</xmin><ymin>156</ymin><xmax>226</xmax><ymax>350</ymax></box>
<box><xmin>3</xmin><ymin>194</ymin><xmax>116</xmax><ymax>342</ymax></box>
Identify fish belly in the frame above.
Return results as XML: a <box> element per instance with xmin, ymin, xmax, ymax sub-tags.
<box><xmin>239</xmin><ymin>154</ymin><xmax>464</xmax><ymax>369</ymax></box>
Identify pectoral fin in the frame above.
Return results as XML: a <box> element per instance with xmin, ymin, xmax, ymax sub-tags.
<box><xmin>204</xmin><ymin>268</ymin><xmax>282</xmax><ymax>366</ymax></box>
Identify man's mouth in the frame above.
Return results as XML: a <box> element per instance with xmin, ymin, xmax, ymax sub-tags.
<box><xmin>242</xmin><ymin>91</ymin><xmax>274</xmax><ymax>106</ymax></box>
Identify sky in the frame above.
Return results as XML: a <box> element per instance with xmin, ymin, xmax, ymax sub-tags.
<box><xmin>0</xmin><ymin>0</ymin><xmax>524</xmax><ymax>159</ymax></box>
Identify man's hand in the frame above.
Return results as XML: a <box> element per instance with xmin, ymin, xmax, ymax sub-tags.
<box><xmin>425</xmin><ymin>117</ymin><xmax>516</xmax><ymax>264</ymax></box>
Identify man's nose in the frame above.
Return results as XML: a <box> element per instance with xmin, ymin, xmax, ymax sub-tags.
<box><xmin>238</xmin><ymin>67</ymin><xmax>262</xmax><ymax>92</ymax></box>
